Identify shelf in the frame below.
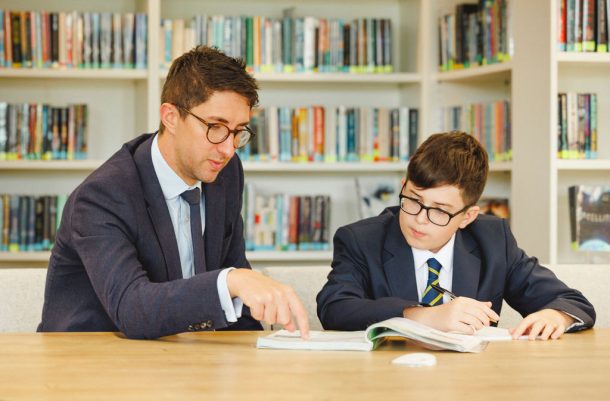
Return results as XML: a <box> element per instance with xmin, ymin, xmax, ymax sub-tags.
<box><xmin>242</xmin><ymin>161</ymin><xmax>407</xmax><ymax>173</ymax></box>
<box><xmin>557</xmin><ymin>52</ymin><xmax>610</xmax><ymax>65</ymax></box>
<box><xmin>246</xmin><ymin>250</ymin><xmax>332</xmax><ymax>262</ymax></box>
<box><xmin>160</xmin><ymin>69</ymin><xmax>420</xmax><ymax>84</ymax></box>
<box><xmin>0</xmin><ymin>160</ymin><xmax>510</xmax><ymax>174</ymax></box>
<box><xmin>489</xmin><ymin>161</ymin><xmax>512</xmax><ymax>172</ymax></box>
<box><xmin>0</xmin><ymin>160</ymin><xmax>103</xmax><ymax>171</ymax></box>
<box><xmin>556</xmin><ymin>159</ymin><xmax>610</xmax><ymax>171</ymax></box>
<box><xmin>0</xmin><ymin>68</ymin><xmax>148</xmax><ymax>80</ymax></box>
<box><xmin>435</xmin><ymin>61</ymin><xmax>513</xmax><ymax>82</ymax></box>
<box><xmin>0</xmin><ymin>251</ymin><xmax>331</xmax><ymax>263</ymax></box>
<box><xmin>0</xmin><ymin>252</ymin><xmax>51</xmax><ymax>263</ymax></box>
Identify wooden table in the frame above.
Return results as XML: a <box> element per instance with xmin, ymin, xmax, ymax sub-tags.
<box><xmin>0</xmin><ymin>329</ymin><xmax>609</xmax><ymax>401</ymax></box>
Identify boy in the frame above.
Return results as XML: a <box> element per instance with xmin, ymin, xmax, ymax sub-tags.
<box><xmin>317</xmin><ymin>131</ymin><xmax>594</xmax><ymax>340</ymax></box>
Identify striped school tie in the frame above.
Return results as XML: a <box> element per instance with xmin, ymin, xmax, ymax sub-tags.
<box><xmin>421</xmin><ymin>258</ymin><xmax>443</xmax><ymax>306</ymax></box>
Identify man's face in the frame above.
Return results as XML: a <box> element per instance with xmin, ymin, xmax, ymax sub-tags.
<box><xmin>172</xmin><ymin>91</ymin><xmax>251</xmax><ymax>184</ymax></box>
<box><xmin>399</xmin><ymin>180</ymin><xmax>479</xmax><ymax>253</ymax></box>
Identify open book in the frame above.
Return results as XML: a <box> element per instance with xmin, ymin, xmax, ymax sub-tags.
<box><xmin>256</xmin><ymin>317</ymin><xmax>511</xmax><ymax>353</ymax></box>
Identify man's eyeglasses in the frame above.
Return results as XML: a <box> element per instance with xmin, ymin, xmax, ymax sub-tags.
<box><xmin>399</xmin><ymin>194</ymin><xmax>471</xmax><ymax>227</ymax></box>
<box><xmin>175</xmin><ymin>105</ymin><xmax>255</xmax><ymax>149</ymax></box>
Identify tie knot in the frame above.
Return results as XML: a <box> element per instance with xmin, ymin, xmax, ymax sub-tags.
<box><xmin>180</xmin><ymin>188</ymin><xmax>201</xmax><ymax>206</ymax></box>
<box><xmin>426</xmin><ymin>258</ymin><xmax>442</xmax><ymax>272</ymax></box>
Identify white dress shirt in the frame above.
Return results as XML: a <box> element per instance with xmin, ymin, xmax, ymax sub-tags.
<box><xmin>151</xmin><ymin>135</ymin><xmax>242</xmax><ymax>323</ymax></box>
<box><xmin>412</xmin><ymin>234</ymin><xmax>456</xmax><ymax>304</ymax></box>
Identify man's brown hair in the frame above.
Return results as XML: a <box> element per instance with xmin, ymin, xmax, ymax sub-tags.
<box><xmin>159</xmin><ymin>46</ymin><xmax>259</xmax><ymax>132</ymax></box>
<box><xmin>407</xmin><ymin>131</ymin><xmax>489</xmax><ymax>206</ymax></box>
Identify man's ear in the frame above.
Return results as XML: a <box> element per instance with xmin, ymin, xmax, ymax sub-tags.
<box><xmin>160</xmin><ymin>103</ymin><xmax>180</xmax><ymax>135</ymax></box>
<box><xmin>458</xmin><ymin>205</ymin><xmax>480</xmax><ymax>229</ymax></box>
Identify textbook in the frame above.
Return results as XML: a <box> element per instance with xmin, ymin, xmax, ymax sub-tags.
<box><xmin>256</xmin><ymin>317</ymin><xmax>490</xmax><ymax>353</ymax></box>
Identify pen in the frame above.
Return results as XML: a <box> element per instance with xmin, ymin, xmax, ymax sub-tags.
<box><xmin>430</xmin><ymin>283</ymin><xmax>457</xmax><ymax>301</ymax></box>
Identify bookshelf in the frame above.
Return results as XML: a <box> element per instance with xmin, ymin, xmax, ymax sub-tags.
<box><xmin>3</xmin><ymin>0</ymin><xmax>606</xmax><ymax>268</ymax></box>
<box><xmin>0</xmin><ymin>0</ymin><xmax>427</xmax><ymax>266</ymax></box>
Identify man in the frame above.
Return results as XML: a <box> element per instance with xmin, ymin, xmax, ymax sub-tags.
<box><xmin>39</xmin><ymin>46</ymin><xmax>309</xmax><ymax>339</ymax></box>
<box><xmin>317</xmin><ymin>132</ymin><xmax>594</xmax><ymax>340</ymax></box>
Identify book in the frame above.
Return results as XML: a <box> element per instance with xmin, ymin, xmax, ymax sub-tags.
<box><xmin>569</xmin><ymin>185</ymin><xmax>610</xmax><ymax>252</ymax></box>
<box><xmin>477</xmin><ymin>197</ymin><xmax>510</xmax><ymax>220</ymax></box>
<box><xmin>256</xmin><ymin>317</ymin><xmax>489</xmax><ymax>353</ymax></box>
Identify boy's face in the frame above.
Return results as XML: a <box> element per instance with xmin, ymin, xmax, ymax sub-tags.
<box><xmin>399</xmin><ymin>180</ymin><xmax>480</xmax><ymax>253</ymax></box>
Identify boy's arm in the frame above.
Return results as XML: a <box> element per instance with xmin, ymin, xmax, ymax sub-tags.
<box><xmin>502</xmin><ymin>219</ymin><xmax>596</xmax><ymax>332</ymax></box>
<box><xmin>316</xmin><ymin>226</ymin><xmax>419</xmax><ymax>331</ymax></box>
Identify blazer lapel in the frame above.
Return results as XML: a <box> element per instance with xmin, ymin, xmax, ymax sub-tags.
<box><xmin>133</xmin><ymin>135</ymin><xmax>183</xmax><ymax>280</ymax></box>
<box><xmin>202</xmin><ymin>176</ymin><xmax>225</xmax><ymax>273</ymax></box>
<box><xmin>451</xmin><ymin>229</ymin><xmax>481</xmax><ymax>299</ymax></box>
<box><xmin>382</xmin><ymin>214</ymin><xmax>419</xmax><ymax>301</ymax></box>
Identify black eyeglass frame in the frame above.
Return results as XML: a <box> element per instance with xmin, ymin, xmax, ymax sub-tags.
<box><xmin>175</xmin><ymin>104</ymin><xmax>255</xmax><ymax>149</ymax></box>
<box><xmin>398</xmin><ymin>194</ymin><xmax>472</xmax><ymax>227</ymax></box>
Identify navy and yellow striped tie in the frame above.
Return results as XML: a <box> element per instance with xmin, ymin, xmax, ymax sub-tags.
<box><xmin>421</xmin><ymin>258</ymin><xmax>443</xmax><ymax>306</ymax></box>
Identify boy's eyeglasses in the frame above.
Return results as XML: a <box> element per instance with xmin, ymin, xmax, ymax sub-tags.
<box><xmin>175</xmin><ymin>105</ymin><xmax>255</xmax><ymax>149</ymax></box>
<box><xmin>399</xmin><ymin>194</ymin><xmax>471</xmax><ymax>227</ymax></box>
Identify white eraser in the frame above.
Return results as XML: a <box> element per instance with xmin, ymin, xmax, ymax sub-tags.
<box><xmin>391</xmin><ymin>353</ymin><xmax>437</xmax><ymax>367</ymax></box>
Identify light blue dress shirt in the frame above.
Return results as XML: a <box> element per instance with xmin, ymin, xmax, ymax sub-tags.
<box><xmin>151</xmin><ymin>135</ymin><xmax>242</xmax><ymax>323</ymax></box>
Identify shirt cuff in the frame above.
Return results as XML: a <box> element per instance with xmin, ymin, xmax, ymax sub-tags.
<box><xmin>217</xmin><ymin>267</ymin><xmax>243</xmax><ymax>323</ymax></box>
<box><xmin>563</xmin><ymin>311</ymin><xmax>584</xmax><ymax>332</ymax></box>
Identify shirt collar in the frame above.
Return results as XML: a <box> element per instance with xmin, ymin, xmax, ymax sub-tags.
<box><xmin>412</xmin><ymin>233</ymin><xmax>456</xmax><ymax>274</ymax></box>
<box><xmin>151</xmin><ymin>134</ymin><xmax>201</xmax><ymax>200</ymax></box>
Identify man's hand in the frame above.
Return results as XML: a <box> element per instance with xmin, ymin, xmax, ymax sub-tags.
<box><xmin>509</xmin><ymin>309</ymin><xmax>574</xmax><ymax>340</ymax></box>
<box><xmin>227</xmin><ymin>269</ymin><xmax>310</xmax><ymax>339</ymax></box>
<box><xmin>403</xmin><ymin>297</ymin><xmax>500</xmax><ymax>334</ymax></box>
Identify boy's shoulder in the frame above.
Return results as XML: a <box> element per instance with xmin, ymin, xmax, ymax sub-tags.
<box><xmin>339</xmin><ymin>206</ymin><xmax>399</xmax><ymax>238</ymax></box>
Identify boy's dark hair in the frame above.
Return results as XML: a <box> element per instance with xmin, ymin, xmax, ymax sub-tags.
<box><xmin>159</xmin><ymin>46</ymin><xmax>259</xmax><ymax>132</ymax></box>
<box><xmin>407</xmin><ymin>131</ymin><xmax>489</xmax><ymax>206</ymax></box>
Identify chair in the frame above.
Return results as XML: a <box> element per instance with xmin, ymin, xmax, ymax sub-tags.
<box><xmin>0</xmin><ymin>268</ymin><xmax>47</xmax><ymax>332</ymax></box>
<box><xmin>260</xmin><ymin>265</ymin><xmax>331</xmax><ymax>331</ymax></box>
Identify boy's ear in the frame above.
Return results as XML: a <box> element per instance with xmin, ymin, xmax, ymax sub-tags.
<box><xmin>458</xmin><ymin>205</ymin><xmax>480</xmax><ymax>229</ymax></box>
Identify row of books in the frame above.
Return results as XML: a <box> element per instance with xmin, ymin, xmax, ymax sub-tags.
<box><xmin>438</xmin><ymin>0</ymin><xmax>512</xmax><ymax>71</ymax></box>
<box><xmin>237</xmin><ymin>106</ymin><xmax>419</xmax><ymax>163</ymax></box>
<box><xmin>0</xmin><ymin>194</ymin><xmax>66</xmax><ymax>252</ymax></box>
<box><xmin>160</xmin><ymin>15</ymin><xmax>393</xmax><ymax>74</ymax></box>
<box><xmin>0</xmin><ymin>102</ymin><xmax>88</xmax><ymax>160</ymax></box>
<box><xmin>0</xmin><ymin>10</ymin><xmax>148</xmax><ymax>69</ymax></box>
<box><xmin>569</xmin><ymin>185</ymin><xmax>610</xmax><ymax>252</ymax></box>
<box><xmin>441</xmin><ymin>100</ymin><xmax>512</xmax><ymax>161</ymax></box>
<box><xmin>557</xmin><ymin>0</ymin><xmax>610</xmax><ymax>52</ymax></box>
<box><xmin>557</xmin><ymin>92</ymin><xmax>598</xmax><ymax>159</ymax></box>
<box><xmin>243</xmin><ymin>186</ymin><xmax>331</xmax><ymax>252</ymax></box>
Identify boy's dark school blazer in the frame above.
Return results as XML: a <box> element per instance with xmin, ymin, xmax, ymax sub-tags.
<box><xmin>38</xmin><ymin>133</ymin><xmax>262</xmax><ymax>339</ymax></box>
<box><xmin>317</xmin><ymin>207</ymin><xmax>595</xmax><ymax>331</ymax></box>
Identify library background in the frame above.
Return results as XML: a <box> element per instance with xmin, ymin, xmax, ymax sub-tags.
<box><xmin>0</xmin><ymin>0</ymin><xmax>608</xmax><ymax>275</ymax></box>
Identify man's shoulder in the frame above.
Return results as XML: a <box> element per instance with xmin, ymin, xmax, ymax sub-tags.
<box><xmin>75</xmin><ymin>134</ymin><xmax>152</xmax><ymax>197</ymax></box>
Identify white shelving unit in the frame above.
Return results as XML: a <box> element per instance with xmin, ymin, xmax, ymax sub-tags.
<box><xmin>2</xmin><ymin>0</ymin><xmax>606</xmax><ymax>268</ymax></box>
<box><xmin>0</xmin><ymin>0</ymin><xmax>428</xmax><ymax>267</ymax></box>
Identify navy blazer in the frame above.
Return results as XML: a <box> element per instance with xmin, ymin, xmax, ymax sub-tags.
<box><xmin>317</xmin><ymin>207</ymin><xmax>595</xmax><ymax>331</ymax></box>
<box><xmin>39</xmin><ymin>134</ymin><xmax>262</xmax><ymax>338</ymax></box>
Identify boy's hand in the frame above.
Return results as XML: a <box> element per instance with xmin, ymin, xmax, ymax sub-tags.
<box><xmin>403</xmin><ymin>297</ymin><xmax>500</xmax><ymax>334</ymax></box>
<box><xmin>509</xmin><ymin>309</ymin><xmax>574</xmax><ymax>340</ymax></box>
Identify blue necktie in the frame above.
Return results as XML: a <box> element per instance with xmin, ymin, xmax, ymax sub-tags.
<box><xmin>421</xmin><ymin>258</ymin><xmax>443</xmax><ymax>306</ymax></box>
<box><xmin>180</xmin><ymin>188</ymin><xmax>205</xmax><ymax>274</ymax></box>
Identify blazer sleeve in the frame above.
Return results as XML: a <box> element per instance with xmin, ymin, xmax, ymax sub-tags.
<box><xmin>69</xmin><ymin>180</ymin><xmax>229</xmax><ymax>339</ymax></box>
<box><xmin>316</xmin><ymin>225</ymin><xmax>419</xmax><ymax>331</ymax></box>
<box><xmin>501</xmin><ymin>219</ymin><xmax>596</xmax><ymax>331</ymax></box>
